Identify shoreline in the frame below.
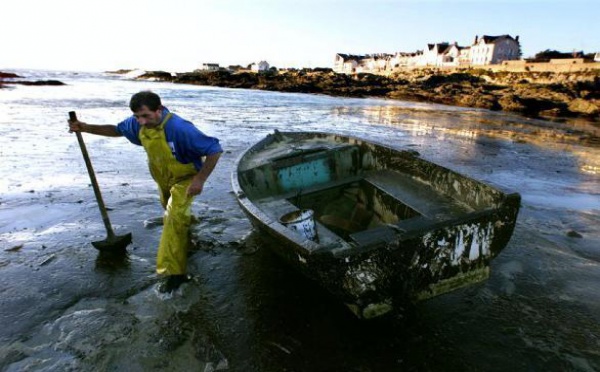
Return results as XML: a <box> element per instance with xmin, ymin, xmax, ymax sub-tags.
<box><xmin>132</xmin><ymin>69</ymin><xmax>600</xmax><ymax>123</ymax></box>
<box><xmin>2</xmin><ymin>68</ymin><xmax>598</xmax><ymax>146</ymax></box>
<box><xmin>128</xmin><ymin>68</ymin><xmax>600</xmax><ymax>146</ymax></box>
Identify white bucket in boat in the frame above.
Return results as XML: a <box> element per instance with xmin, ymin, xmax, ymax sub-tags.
<box><xmin>280</xmin><ymin>209</ymin><xmax>318</xmax><ymax>241</ymax></box>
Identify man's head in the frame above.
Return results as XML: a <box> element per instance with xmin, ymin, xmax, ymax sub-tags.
<box><xmin>129</xmin><ymin>91</ymin><xmax>163</xmax><ymax>128</ymax></box>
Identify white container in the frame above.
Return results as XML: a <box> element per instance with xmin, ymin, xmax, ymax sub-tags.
<box><xmin>280</xmin><ymin>209</ymin><xmax>318</xmax><ymax>241</ymax></box>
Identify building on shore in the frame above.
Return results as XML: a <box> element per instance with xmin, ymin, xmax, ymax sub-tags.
<box><xmin>250</xmin><ymin>61</ymin><xmax>270</xmax><ymax>72</ymax></box>
<box><xmin>334</xmin><ymin>54</ymin><xmax>361</xmax><ymax>74</ymax></box>
<box><xmin>388</xmin><ymin>52</ymin><xmax>423</xmax><ymax>69</ymax></box>
<box><xmin>334</xmin><ymin>34</ymin><xmax>521</xmax><ymax>73</ymax></box>
<box><xmin>470</xmin><ymin>35</ymin><xmax>521</xmax><ymax>65</ymax></box>
<box><xmin>196</xmin><ymin>63</ymin><xmax>221</xmax><ymax>71</ymax></box>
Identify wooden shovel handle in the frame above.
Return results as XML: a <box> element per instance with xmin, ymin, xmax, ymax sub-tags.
<box><xmin>69</xmin><ymin>111</ymin><xmax>116</xmax><ymax>238</ymax></box>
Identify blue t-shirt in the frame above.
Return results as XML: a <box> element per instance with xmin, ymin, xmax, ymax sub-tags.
<box><xmin>116</xmin><ymin>108</ymin><xmax>223</xmax><ymax>170</ymax></box>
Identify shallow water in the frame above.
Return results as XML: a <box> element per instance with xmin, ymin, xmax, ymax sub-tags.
<box><xmin>1</xmin><ymin>69</ymin><xmax>599</xmax><ymax>371</ymax></box>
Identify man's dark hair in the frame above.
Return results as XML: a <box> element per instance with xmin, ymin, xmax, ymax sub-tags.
<box><xmin>129</xmin><ymin>91</ymin><xmax>162</xmax><ymax>112</ymax></box>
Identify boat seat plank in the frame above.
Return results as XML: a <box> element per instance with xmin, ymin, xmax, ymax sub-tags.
<box><xmin>254</xmin><ymin>196</ymin><xmax>351</xmax><ymax>251</ymax></box>
<box><xmin>348</xmin><ymin>216</ymin><xmax>435</xmax><ymax>248</ymax></box>
<box><xmin>364</xmin><ymin>170</ymin><xmax>472</xmax><ymax>221</ymax></box>
<box><xmin>348</xmin><ymin>225</ymin><xmax>398</xmax><ymax>248</ymax></box>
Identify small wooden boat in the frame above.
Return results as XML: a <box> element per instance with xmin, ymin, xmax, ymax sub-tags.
<box><xmin>232</xmin><ymin>131</ymin><xmax>520</xmax><ymax>319</ymax></box>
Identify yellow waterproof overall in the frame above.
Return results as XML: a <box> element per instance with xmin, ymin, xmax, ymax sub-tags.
<box><xmin>139</xmin><ymin>113</ymin><xmax>197</xmax><ymax>276</ymax></box>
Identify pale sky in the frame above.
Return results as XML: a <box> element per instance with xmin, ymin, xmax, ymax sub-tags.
<box><xmin>2</xmin><ymin>0</ymin><xmax>599</xmax><ymax>72</ymax></box>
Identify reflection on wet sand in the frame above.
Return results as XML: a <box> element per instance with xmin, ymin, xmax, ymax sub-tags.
<box><xmin>333</xmin><ymin>104</ymin><xmax>600</xmax><ymax>175</ymax></box>
<box><xmin>341</xmin><ymin>104</ymin><xmax>600</xmax><ymax>147</ymax></box>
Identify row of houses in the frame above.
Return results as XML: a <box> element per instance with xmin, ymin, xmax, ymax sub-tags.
<box><xmin>334</xmin><ymin>34</ymin><xmax>522</xmax><ymax>74</ymax></box>
<box><xmin>196</xmin><ymin>36</ymin><xmax>597</xmax><ymax>74</ymax></box>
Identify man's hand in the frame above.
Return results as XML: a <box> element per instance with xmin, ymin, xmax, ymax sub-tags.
<box><xmin>187</xmin><ymin>177</ymin><xmax>205</xmax><ymax>197</ymax></box>
<box><xmin>68</xmin><ymin>119</ymin><xmax>87</xmax><ymax>133</ymax></box>
<box><xmin>187</xmin><ymin>152</ymin><xmax>221</xmax><ymax>197</ymax></box>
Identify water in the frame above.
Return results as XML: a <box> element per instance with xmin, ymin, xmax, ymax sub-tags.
<box><xmin>1</xmin><ymin>69</ymin><xmax>599</xmax><ymax>371</ymax></box>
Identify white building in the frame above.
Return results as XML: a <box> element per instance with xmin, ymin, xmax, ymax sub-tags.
<box><xmin>420</xmin><ymin>43</ymin><xmax>451</xmax><ymax>66</ymax></box>
<box><xmin>458</xmin><ymin>47</ymin><xmax>472</xmax><ymax>66</ymax></box>
<box><xmin>595</xmin><ymin>52</ymin><xmax>600</xmax><ymax>62</ymax></box>
<box><xmin>470</xmin><ymin>35</ymin><xmax>520</xmax><ymax>65</ymax></box>
<box><xmin>388</xmin><ymin>52</ymin><xmax>422</xmax><ymax>69</ymax></box>
<box><xmin>442</xmin><ymin>43</ymin><xmax>472</xmax><ymax>66</ymax></box>
<box><xmin>198</xmin><ymin>63</ymin><xmax>220</xmax><ymax>71</ymax></box>
<box><xmin>251</xmin><ymin>61</ymin><xmax>270</xmax><ymax>72</ymax></box>
<box><xmin>334</xmin><ymin>54</ymin><xmax>362</xmax><ymax>73</ymax></box>
<box><xmin>356</xmin><ymin>54</ymin><xmax>393</xmax><ymax>73</ymax></box>
<box><xmin>336</xmin><ymin>52</ymin><xmax>415</xmax><ymax>73</ymax></box>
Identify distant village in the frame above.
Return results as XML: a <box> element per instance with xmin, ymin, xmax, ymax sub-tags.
<box><xmin>335</xmin><ymin>34</ymin><xmax>523</xmax><ymax>73</ymax></box>
<box><xmin>335</xmin><ymin>34</ymin><xmax>600</xmax><ymax>74</ymax></box>
<box><xmin>196</xmin><ymin>34</ymin><xmax>600</xmax><ymax>74</ymax></box>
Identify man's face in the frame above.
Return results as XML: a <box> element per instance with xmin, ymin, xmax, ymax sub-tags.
<box><xmin>134</xmin><ymin>105</ymin><xmax>163</xmax><ymax>128</ymax></box>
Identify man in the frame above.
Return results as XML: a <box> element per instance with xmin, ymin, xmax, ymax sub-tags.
<box><xmin>68</xmin><ymin>91</ymin><xmax>222</xmax><ymax>293</ymax></box>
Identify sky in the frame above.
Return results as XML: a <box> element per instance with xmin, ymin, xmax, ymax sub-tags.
<box><xmin>2</xmin><ymin>0</ymin><xmax>599</xmax><ymax>72</ymax></box>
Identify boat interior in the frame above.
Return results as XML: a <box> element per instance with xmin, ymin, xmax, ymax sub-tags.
<box><xmin>238</xmin><ymin>135</ymin><xmax>502</xmax><ymax>250</ymax></box>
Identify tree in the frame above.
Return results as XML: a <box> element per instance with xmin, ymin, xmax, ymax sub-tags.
<box><xmin>534</xmin><ymin>49</ymin><xmax>564</xmax><ymax>61</ymax></box>
<box><xmin>533</xmin><ymin>49</ymin><xmax>584</xmax><ymax>62</ymax></box>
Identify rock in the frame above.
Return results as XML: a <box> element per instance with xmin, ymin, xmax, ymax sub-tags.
<box><xmin>5</xmin><ymin>244</ymin><xmax>24</xmax><ymax>252</ymax></box>
<box><xmin>539</xmin><ymin>108</ymin><xmax>564</xmax><ymax>117</ymax></box>
<box><xmin>568</xmin><ymin>98</ymin><xmax>600</xmax><ymax>115</ymax></box>
<box><xmin>105</xmin><ymin>69</ymin><xmax>134</xmax><ymax>74</ymax></box>
<box><xmin>137</xmin><ymin>70</ymin><xmax>173</xmax><ymax>81</ymax></box>
<box><xmin>420</xmin><ymin>72</ymin><xmax>483</xmax><ymax>88</ymax></box>
<box><xmin>1</xmin><ymin>72</ymin><xmax>65</xmax><ymax>88</ymax></box>
<box><xmin>12</xmin><ymin>80</ymin><xmax>66</xmax><ymax>86</ymax></box>
<box><xmin>0</xmin><ymin>71</ymin><xmax>21</xmax><ymax>78</ymax></box>
<box><xmin>566</xmin><ymin>230</ymin><xmax>583</xmax><ymax>238</ymax></box>
<box><xmin>457</xmin><ymin>93</ymin><xmax>499</xmax><ymax>110</ymax></box>
<box><xmin>498</xmin><ymin>94</ymin><xmax>528</xmax><ymax>113</ymax></box>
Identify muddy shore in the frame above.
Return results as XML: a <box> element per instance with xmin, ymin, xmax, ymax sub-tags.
<box><xmin>1</xmin><ymin>70</ymin><xmax>599</xmax><ymax>371</ymax></box>
<box><xmin>132</xmin><ymin>68</ymin><xmax>600</xmax><ymax>125</ymax></box>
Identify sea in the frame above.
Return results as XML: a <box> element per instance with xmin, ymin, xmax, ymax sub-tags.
<box><xmin>0</xmin><ymin>69</ymin><xmax>599</xmax><ymax>371</ymax></box>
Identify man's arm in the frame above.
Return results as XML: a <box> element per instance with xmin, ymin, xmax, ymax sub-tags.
<box><xmin>68</xmin><ymin>119</ymin><xmax>122</xmax><ymax>137</ymax></box>
<box><xmin>187</xmin><ymin>152</ymin><xmax>222</xmax><ymax>197</ymax></box>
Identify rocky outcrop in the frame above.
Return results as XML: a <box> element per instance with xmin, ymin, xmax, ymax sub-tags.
<box><xmin>0</xmin><ymin>72</ymin><xmax>21</xmax><ymax>79</ymax></box>
<box><xmin>568</xmin><ymin>98</ymin><xmax>600</xmax><ymax>115</ymax></box>
<box><xmin>0</xmin><ymin>71</ymin><xmax>65</xmax><ymax>88</ymax></box>
<box><xmin>136</xmin><ymin>68</ymin><xmax>600</xmax><ymax>122</ymax></box>
<box><xmin>0</xmin><ymin>71</ymin><xmax>20</xmax><ymax>88</ymax></box>
<box><xmin>382</xmin><ymin>69</ymin><xmax>600</xmax><ymax>120</ymax></box>
<box><xmin>6</xmin><ymin>80</ymin><xmax>66</xmax><ymax>86</ymax></box>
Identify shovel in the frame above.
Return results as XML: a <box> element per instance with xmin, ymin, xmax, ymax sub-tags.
<box><xmin>69</xmin><ymin>111</ymin><xmax>132</xmax><ymax>251</ymax></box>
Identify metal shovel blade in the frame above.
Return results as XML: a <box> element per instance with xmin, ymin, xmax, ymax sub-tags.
<box><xmin>92</xmin><ymin>232</ymin><xmax>133</xmax><ymax>251</ymax></box>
